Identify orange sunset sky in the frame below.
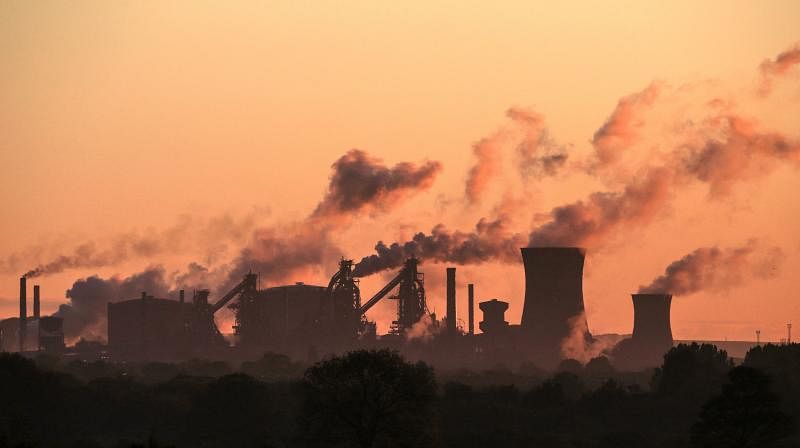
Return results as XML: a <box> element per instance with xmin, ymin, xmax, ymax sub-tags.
<box><xmin>1</xmin><ymin>1</ymin><xmax>799</xmax><ymax>342</ymax></box>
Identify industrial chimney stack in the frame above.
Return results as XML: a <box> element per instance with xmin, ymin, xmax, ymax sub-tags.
<box><xmin>19</xmin><ymin>276</ymin><xmax>27</xmax><ymax>352</ymax></box>
<box><xmin>467</xmin><ymin>283</ymin><xmax>475</xmax><ymax>335</ymax></box>
<box><xmin>446</xmin><ymin>267</ymin><xmax>456</xmax><ymax>334</ymax></box>
<box><xmin>33</xmin><ymin>285</ymin><xmax>40</xmax><ymax>320</ymax></box>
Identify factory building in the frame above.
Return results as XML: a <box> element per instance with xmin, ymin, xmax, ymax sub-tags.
<box><xmin>107</xmin><ymin>290</ymin><xmax>228</xmax><ymax>360</ymax></box>
<box><xmin>0</xmin><ymin>278</ymin><xmax>65</xmax><ymax>353</ymax></box>
<box><xmin>1</xmin><ymin>246</ymin><xmax>680</xmax><ymax>370</ymax></box>
<box><xmin>234</xmin><ymin>283</ymin><xmax>328</xmax><ymax>350</ymax></box>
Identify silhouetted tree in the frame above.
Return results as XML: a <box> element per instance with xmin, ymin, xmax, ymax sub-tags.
<box><xmin>744</xmin><ymin>343</ymin><xmax>800</xmax><ymax>417</ymax></box>
<box><xmin>691</xmin><ymin>366</ymin><xmax>793</xmax><ymax>448</ymax></box>
<box><xmin>652</xmin><ymin>343</ymin><xmax>733</xmax><ymax>402</ymax></box>
<box><xmin>185</xmin><ymin>373</ymin><xmax>279</xmax><ymax>448</ymax></box>
<box><xmin>299</xmin><ymin>349</ymin><xmax>438</xmax><ymax>448</ymax></box>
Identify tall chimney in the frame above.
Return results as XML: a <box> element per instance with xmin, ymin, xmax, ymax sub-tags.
<box><xmin>520</xmin><ymin>247</ymin><xmax>591</xmax><ymax>366</ymax></box>
<box><xmin>446</xmin><ymin>267</ymin><xmax>456</xmax><ymax>333</ymax></box>
<box><xmin>179</xmin><ymin>289</ymin><xmax>185</xmax><ymax>304</ymax></box>
<box><xmin>467</xmin><ymin>283</ymin><xmax>475</xmax><ymax>335</ymax></box>
<box><xmin>19</xmin><ymin>276</ymin><xmax>27</xmax><ymax>352</ymax></box>
<box><xmin>33</xmin><ymin>285</ymin><xmax>40</xmax><ymax>319</ymax></box>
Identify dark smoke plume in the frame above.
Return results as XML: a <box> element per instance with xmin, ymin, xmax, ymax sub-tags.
<box><xmin>529</xmin><ymin>167</ymin><xmax>672</xmax><ymax>248</ymax></box>
<box><xmin>57</xmin><ymin>267</ymin><xmax>170</xmax><ymax>341</ymax></box>
<box><xmin>638</xmin><ymin>242</ymin><xmax>784</xmax><ymax>295</ymax></box>
<box><xmin>757</xmin><ymin>42</ymin><xmax>800</xmax><ymax>96</ymax></box>
<box><xmin>223</xmin><ymin>224</ymin><xmax>342</xmax><ymax>291</ymax></box>
<box><xmin>353</xmin><ymin>216</ymin><xmax>526</xmax><ymax>277</ymax></box>
<box><xmin>592</xmin><ymin>83</ymin><xmax>661</xmax><ymax>167</ymax></box>
<box><xmin>227</xmin><ymin>149</ymin><xmax>441</xmax><ymax>290</ymax></box>
<box><xmin>311</xmin><ymin>149</ymin><xmax>441</xmax><ymax>220</ymax></box>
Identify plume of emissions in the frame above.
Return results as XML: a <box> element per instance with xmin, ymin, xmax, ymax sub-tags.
<box><xmin>405</xmin><ymin>314</ymin><xmax>441</xmax><ymax>342</ymax></box>
<box><xmin>560</xmin><ymin>312</ymin><xmax>614</xmax><ymax>364</ymax></box>
<box><xmin>592</xmin><ymin>83</ymin><xmax>661</xmax><ymax>167</ymax></box>
<box><xmin>311</xmin><ymin>149</ymin><xmax>441</xmax><ymax>220</ymax></box>
<box><xmin>15</xmin><ymin>211</ymin><xmax>266</xmax><ymax>278</ymax></box>
<box><xmin>465</xmin><ymin>108</ymin><xmax>567</xmax><ymax>204</ymax></box>
<box><xmin>465</xmin><ymin>130</ymin><xmax>508</xmax><ymax>204</ymax></box>
<box><xmin>227</xmin><ymin>149</ymin><xmax>441</xmax><ymax>290</ymax></box>
<box><xmin>221</xmin><ymin>224</ymin><xmax>342</xmax><ymax>292</ymax></box>
<box><xmin>57</xmin><ymin>267</ymin><xmax>170</xmax><ymax>341</ymax></box>
<box><xmin>757</xmin><ymin>42</ymin><xmax>800</xmax><ymax>96</ymax></box>
<box><xmin>529</xmin><ymin>167</ymin><xmax>672</xmax><ymax>248</ymax></box>
<box><xmin>353</xmin><ymin>215</ymin><xmax>527</xmax><ymax>277</ymax></box>
<box><xmin>679</xmin><ymin>113</ymin><xmax>800</xmax><ymax>196</ymax></box>
<box><xmin>638</xmin><ymin>242</ymin><xmax>784</xmax><ymax>295</ymax></box>
<box><xmin>507</xmin><ymin>107</ymin><xmax>569</xmax><ymax>178</ymax></box>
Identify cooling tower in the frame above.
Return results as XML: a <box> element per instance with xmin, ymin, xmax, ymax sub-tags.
<box><xmin>610</xmin><ymin>293</ymin><xmax>674</xmax><ymax>370</ymax></box>
<box><xmin>520</xmin><ymin>247</ymin><xmax>591</xmax><ymax>364</ymax></box>
<box><xmin>631</xmin><ymin>293</ymin><xmax>673</xmax><ymax>346</ymax></box>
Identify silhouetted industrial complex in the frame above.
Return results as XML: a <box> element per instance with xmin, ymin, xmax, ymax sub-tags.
<box><xmin>1</xmin><ymin>247</ymin><xmax>689</xmax><ymax>370</ymax></box>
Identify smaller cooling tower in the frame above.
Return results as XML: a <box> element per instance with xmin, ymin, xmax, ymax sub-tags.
<box><xmin>631</xmin><ymin>293</ymin><xmax>673</xmax><ymax>346</ymax></box>
<box><xmin>611</xmin><ymin>293</ymin><xmax>674</xmax><ymax>370</ymax></box>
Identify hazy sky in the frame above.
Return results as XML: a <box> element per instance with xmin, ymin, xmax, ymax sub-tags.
<box><xmin>1</xmin><ymin>1</ymin><xmax>799</xmax><ymax>341</ymax></box>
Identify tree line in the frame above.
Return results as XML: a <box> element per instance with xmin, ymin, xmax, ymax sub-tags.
<box><xmin>0</xmin><ymin>343</ymin><xmax>798</xmax><ymax>447</ymax></box>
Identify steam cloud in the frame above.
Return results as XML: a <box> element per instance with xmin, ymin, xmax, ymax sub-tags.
<box><xmin>591</xmin><ymin>83</ymin><xmax>661</xmax><ymax>167</ymax></box>
<box><xmin>465</xmin><ymin>130</ymin><xmax>507</xmax><ymax>204</ymax></box>
<box><xmin>679</xmin><ymin>113</ymin><xmax>800</xmax><ymax>196</ymax></box>
<box><xmin>353</xmin><ymin>216</ymin><xmax>526</xmax><ymax>277</ymax></box>
<box><xmin>311</xmin><ymin>149</ymin><xmax>441</xmax><ymax>220</ymax></box>
<box><xmin>529</xmin><ymin>167</ymin><xmax>672</xmax><ymax>248</ymax></box>
<box><xmin>465</xmin><ymin>108</ymin><xmax>566</xmax><ymax>204</ymax></box>
<box><xmin>508</xmin><ymin>107</ymin><xmax>568</xmax><ymax>179</ymax></box>
<box><xmin>226</xmin><ymin>149</ymin><xmax>442</xmax><ymax>290</ymax></box>
<box><xmin>560</xmin><ymin>312</ymin><xmax>613</xmax><ymax>364</ymax></box>
<box><xmin>757</xmin><ymin>42</ymin><xmax>800</xmax><ymax>96</ymax></box>
<box><xmin>13</xmin><ymin>211</ymin><xmax>265</xmax><ymax>279</ymax></box>
<box><xmin>638</xmin><ymin>241</ymin><xmax>784</xmax><ymax>295</ymax></box>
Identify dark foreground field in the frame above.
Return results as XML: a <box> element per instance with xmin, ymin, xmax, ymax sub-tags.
<box><xmin>1</xmin><ymin>344</ymin><xmax>798</xmax><ymax>448</ymax></box>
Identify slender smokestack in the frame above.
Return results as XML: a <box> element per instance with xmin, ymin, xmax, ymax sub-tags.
<box><xmin>179</xmin><ymin>289</ymin><xmax>185</xmax><ymax>304</ymax></box>
<box><xmin>33</xmin><ymin>285</ymin><xmax>40</xmax><ymax>320</ymax></box>
<box><xmin>520</xmin><ymin>247</ymin><xmax>590</xmax><ymax>365</ymax></box>
<box><xmin>446</xmin><ymin>267</ymin><xmax>456</xmax><ymax>333</ymax></box>
<box><xmin>468</xmin><ymin>283</ymin><xmax>475</xmax><ymax>335</ymax></box>
<box><xmin>631</xmin><ymin>293</ymin><xmax>673</xmax><ymax>345</ymax></box>
<box><xmin>19</xmin><ymin>276</ymin><xmax>26</xmax><ymax>352</ymax></box>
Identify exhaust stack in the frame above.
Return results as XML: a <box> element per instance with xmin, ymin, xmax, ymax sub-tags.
<box><xmin>446</xmin><ymin>267</ymin><xmax>456</xmax><ymax>334</ymax></box>
<box><xmin>467</xmin><ymin>283</ymin><xmax>474</xmax><ymax>335</ymax></box>
<box><xmin>520</xmin><ymin>247</ymin><xmax>591</xmax><ymax>365</ymax></box>
<box><xmin>19</xmin><ymin>276</ymin><xmax>27</xmax><ymax>352</ymax></box>
<box><xmin>33</xmin><ymin>285</ymin><xmax>40</xmax><ymax>320</ymax></box>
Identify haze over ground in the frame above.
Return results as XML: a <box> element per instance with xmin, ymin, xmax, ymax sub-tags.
<box><xmin>1</xmin><ymin>1</ymin><xmax>799</xmax><ymax>342</ymax></box>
